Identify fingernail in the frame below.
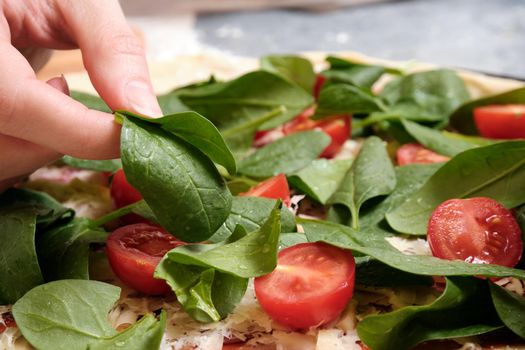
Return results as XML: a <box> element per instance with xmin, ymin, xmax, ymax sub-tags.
<box><xmin>125</xmin><ymin>80</ymin><xmax>163</xmax><ymax>117</ymax></box>
<box><xmin>47</xmin><ymin>75</ymin><xmax>70</xmax><ymax>96</ymax></box>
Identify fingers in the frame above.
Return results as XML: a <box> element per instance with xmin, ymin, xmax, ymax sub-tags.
<box><xmin>58</xmin><ymin>0</ymin><xmax>162</xmax><ymax>117</ymax></box>
<box><xmin>0</xmin><ymin>45</ymin><xmax>121</xmax><ymax>159</ymax></box>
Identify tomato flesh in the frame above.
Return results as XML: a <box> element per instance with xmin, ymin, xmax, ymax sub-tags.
<box><xmin>427</xmin><ymin>197</ymin><xmax>523</xmax><ymax>267</ymax></box>
<box><xmin>240</xmin><ymin>174</ymin><xmax>291</xmax><ymax>206</ymax></box>
<box><xmin>254</xmin><ymin>242</ymin><xmax>355</xmax><ymax>329</ymax></box>
<box><xmin>106</xmin><ymin>223</ymin><xmax>185</xmax><ymax>295</ymax></box>
<box><xmin>110</xmin><ymin>169</ymin><xmax>146</xmax><ymax>224</ymax></box>
<box><xmin>473</xmin><ymin>104</ymin><xmax>525</xmax><ymax>139</ymax></box>
<box><xmin>396</xmin><ymin>143</ymin><xmax>450</xmax><ymax>166</ymax></box>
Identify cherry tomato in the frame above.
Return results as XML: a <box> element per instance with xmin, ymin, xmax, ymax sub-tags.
<box><xmin>427</xmin><ymin>197</ymin><xmax>523</xmax><ymax>267</ymax></box>
<box><xmin>473</xmin><ymin>104</ymin><xmax>525</xmax><ymax>139</ymax></box>
<box><xmin>222</xmin><ymin>344</ymin><xmax>274</xmax><ymax>350</ymax></box>
<box><xmin>313</xmin><ymin>74</ymin><xmax>327</xmax><ymax>100</ymax></box>
<box><xmin>110</xmin><ymin>169</ymin><xmax>146</xmax><ymax>224</ymax></box>
<box><xmin>396</xmin><ymin>143</ymin><xmax>450</xmax><ymax>166</ymax></box>
<box><xmin>240</xmin><ymin>174</ymin><xmax>291</xmax><ymax>207</ymax></box>
<box><xmin>254</xmin><ymin>242</ymin><xmax>355</xmax><ymax>329</ymax></box>
<box><xmin>106</xmin><ymin>223</ymin><xmax>185</xmax><ymax>295</ymax></box>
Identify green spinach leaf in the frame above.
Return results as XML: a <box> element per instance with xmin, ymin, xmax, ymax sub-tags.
<box><xmin>328</xmin><ymin>136</ymin><xmax>396</xmax><ymax>229</ymax></box>
<box><xmin>71</xmin><ymin>91</ymin><xmax>111</xmax><ymax>112</ymax></box>
<box><xmin>210</xmin><ymin>196</ymin><xmax>295</xmax><ymax>243</ymax></box>
<box><xmin>261</xmin><ymin>55</ymin><xmax>316</xmax><ymax>92</ymax></box>
<box><xmin>238</xmin><ymin>130</ymin><xmax>330</xmax><ymax>178</ymax></box>
<box><xmin>62</xmin><ymin>156</ymin><xmax>122</xmax><ymax>173</ymax></box>
<box><xmin>288</xmin><ymin>158</ymin><xmax>353</xmax><ymax>204</ymax></box>
<box><xmin>357</xmin><ymin>277</ymin><xmax>502</xmax><ymax>350</ymax></box>
<box><xmin>166</xmin><ymin>203</ymin><xmax>281</xmax><ymax>278</ymax></box>
<box><xmin>449</xmin><ymin>87</ymin><xmax>525</xmax><ymax>134</ymax></box>
<box><xmin>322</xmin><ymin>56</ymin><xmax>393</xmax><ymax>89</ymax></box>
<box><xmin>386</xmin><ymin>141</ymin><xmax>525</xmax><ymax>235</ymax></box>
<box><xmin>489</xmin><ymin>282</ymin><xmax>525</xmax><ymax>339</ymax></box>
<box><xmin>157</xmin><ymin>93</ymin><xmax>190</xmax><ymax>114</ymax></box>
<box><xmin>316</xmin><ymin>84</ymin><xmax>386</xmax><ymax>117</ymax></box>
<box><xmin>117</xmin><ymin>110</ymin><xmax>236</xmax><ymax>174</ymax></box>
<box><xmin>355</xmin><ymin>256</ymin><xmax>433</xmax><ymax>287</ymax></box>
<box><xmin>120</xmin><ymin>117</ymin><xmax>232</xmax><ymax>242</ymax></box>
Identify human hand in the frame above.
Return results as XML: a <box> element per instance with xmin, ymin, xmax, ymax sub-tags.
<box><xmin>0</xmin><ymin>0</ymin><xmax>162</xmax><ymax>191</ymax></box>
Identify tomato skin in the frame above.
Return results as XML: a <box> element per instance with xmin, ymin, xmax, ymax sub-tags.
<box><xmin>427</xmin><ymin>197</ymin><xmax>523</xmax><ymax>267</ymax></box>
<box><xmin>106</xmin><ymin>223</ymin><xmax>185</xmax><ymax>295</ymax></box>
<box><xmin>473</xmin><ymin>104</ymin><xmax>525</xmax><ymax>139</ymax></box>
<box><xmin>239</xmin><ymin>174</ymin><xmax>291</xmax><ymax>206</ymax></box>
<box><xmin>315</xmin><ymin>116</ymin><xmax>351</xmax><ymax>158</ymax></box>
<box><xmin>396</xmin><ymin>143</ymin><xmax>450</xmax><ymax>166</ymax></box>
<box><xmin>313</xmin><ymin>74</ymin><xmax>327</xmax><ymax>100</ymax></box>
<box><xmin>110</xmin><ymin>169</ymin><xmax>146</xmax><ymax>224</ymax></box>
<box><xmin>254</xmin><ymin>242</ymin><xmax>355</xmax><ymax>330</ymax></box>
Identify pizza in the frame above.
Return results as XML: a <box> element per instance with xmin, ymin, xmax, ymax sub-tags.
<box><xmin>1</xmin><ymin>52</ymin><xmax>525</xmax><ymax>350</ymax></box>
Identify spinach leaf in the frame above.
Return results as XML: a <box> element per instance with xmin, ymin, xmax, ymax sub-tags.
<box><xmin>515</xmin><ymin>204</ymin><xmax>525</xmax><ymax>242</ymax></box>
<box><xmin>120</xmin><ymin>117</ymin><xmax>232</xmax><ymax>242</ymax></box>
<box><xmin>288</xmin><ymin>158</ymin><xmax>353</xmax><ymax>204</ymax></box>
<box><xmin>71</xmin><ymin>91</ymin><xmax>111</xmax><ymax>112</ymax></box>
<box><xmin>386</xmin><ymin>141</ymin><xmax>525</xmax><ymax>235</ymax></box>
<box><xmin>316</xmin><ymin>84</ymin><xmax>386</xmax><ymax>117</ymax></box>
<box><xmin>210</xmin><ymin>196</ymin><xmax>295</xmax><ymax>243</ymax></box>
<box><xmin>90</xmin><ymin>200</ymin><xmax>158</xmax><ymax>228</ymax></box>
<box><xmin>165</xmin><ymin>203</ymin><xmax>281</xmax><ymax>278</ymax></box>
<box><xmin>260</xmin><ymin>55</ymin><xmax>316</xmax><ymax>92</ymax></box>
<box><xmin>355</xmin><ymin>256</ymin><xmax>433</xmax><ymax>287</ymax></box>
<box><xmin>117</xmin><ymin>110</ymin><xmax>236</xmax><ymax>174</ymax></box>
<box><xmin>401</xmin><ymin>119</ymin><xmax>479</xmax><ymax>157</ymax></box>
<box><xmin>13</xmin><ymin>280</ymin><xmax>165</xmax><ymax>350</ymax></box>
<box><xmin>37</xmin><ymin>217</ymin><xmax>107</xmax><ymax>281</ymax></box>
<box><xmin>0</xmin><ymin>188</ymin><xmax>73</xmax><ymax>227</ymax></box>
<box><xmin>489</xmin><ymin>282</ymin><xmax>525</xmax><ymax>339</ymax></box>
<box><xmin>62</xmin><ymin>156</ymin><xmax>122</xmax><ymax>172</ymax></box>
<box><xmin>449</xmin><ymin>87</ymin><xmax>525</xmax><ymax>134</ymax></box>
<box><xmin>226</xmin><ymin>176</ymin><xmax>259</xmax><ymax>195</ymax></box>
<box><xmin>238</xmin><ymin>130</ymin><xmax>330</xmax><ymax>178</ymax></box>
<box><xmin>155</xmin><ymin>260</ymin><xmax>247</xmax><ymax>323</ymax></box>
<box><xmin>88</xmin><ymin>312</ymin><xmax>166</xmax><ymax>350</ymax></box>
<box><xmin>328</xmin><ymin>136</ymin><xmax>396</xmax><ymax>229</ymax></box>
<box><xmin>357</xmin><ymin>277</ymin><xmax>502</xmax><ymax>350</ymax></box>
<box><xmin>279</xmin><ymin>232</ymin><xmax>308</xmax><ymax>249</ymax></box>
<box><xmin>380</xmin><ymin>69</ymin><xmax>470</xmax><ymax>123</ymax></box>
<box><xmin>299</xmin><ymin>218</ymin><xmax>525</xmax><ymax>279</ymax></box>
<box><xmin>0</xmin><ymin>208</ymin><xmax>43</xmax><ymax>304</ymax></box>
<box><xmin>322</xmin><ymin>56</ymin><xmax>392</xmax><ymax>89</ymax></box>
<box><xmin>175</xmin><ymin>70</ymin><xmax>314</xmax><ymax>140</ymax></box>
<box><xmin>157</xmin><ymin>93</ymin><xmax>190</xmax><ymax>114</ymax></box>
<box><xmin>360</xmin><ymin>163</ymin><xmax>442</xmax><ymax>229</ymax></box>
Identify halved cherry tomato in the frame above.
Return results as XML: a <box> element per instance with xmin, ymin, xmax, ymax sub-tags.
<box><xmin>110</xmin><ymin>169</ymin><xmax>146</xmax><ymax>224</ymax></box>
<box><xmin>473</xmin><ymin>104</ymin><xmax>525</xmax><ymax>139</ymax></box>
<box><xmin>313</xmin><ymin>74</ymin><xmax>327</xmax><ymax>100</ymax></box>
<box><xmin>106</xmin><ymin>223</ymin><xmax>186</xmax><ymax>295</ymax></box>
<box><xmin>239</xmin><ymin>174</ymin><xmax>291</xmax><ymax>207</ymax></box>
<box><xmin>396</xmin><ymin>143</ymin><xmax>450</xmax><ymax>166</ymax></box>
<box><xmin>254</xmin><ymin>242</ymin><xmax>355</xmax><ymax>329</ymax></box>
<box><xmin>427</xmin><ymin>197</ymin><xmax>523</xmax><ymax>267</ymax></box>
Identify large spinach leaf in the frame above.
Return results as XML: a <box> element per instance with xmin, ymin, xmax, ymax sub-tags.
<box><xmin>174</xmin><ymin>70</ymin><xmax>314</xmax><ymax>145</ymax></box>
<box><xmin>120</xmin><ymin>117</ymin><xmax>232</xmax><ymax>242</ymax></box>
<box><xmin>299</xmin><ymin>218</ymin><xmax>525</xmax><ymax>279</ymax></box>
<box><xmin>71</xmin><ymin>91</ymin><xmax>111</xmax><ymax>112</ymax></box>
<box><xmin>328</xmin><ymin>136</ymin><xmax>396</xmax><ymax>229</ymax></box>
<box><xmin>316</xmin><ymin>84</ymin><xmax>386</xmax><ymax>117</ymax></box>
<box><xmin>357</xmin><ymin>277</ymin><xmax>502</xmax><ymax>350</ymax></box>
<box><xmin>12</xmin><ymin>280</ymin><xmax>164</xmax><ymax>350</ymax></box>
<box><xmin>117</xmin><ymin>110</ymin><xmax>236</xmax><ymax>174</ymax></box>
<box><xmin>210</xmin><ymin>196</ymin><xmax>295</xmax><ymax>243</ymax></box>
<box><xmin>386</xmin><ymin>141</ymin><xmax>525</xmax><ymax>235</ymax></box>
<box><xmin>165</xmin><ymin>203</ymin><xmax>281</xmax><ymax>278</ymax></box>
<box><xmin>489</xmin><ymin>282</ymin><xmax>525</xmax><ymax>339</ymax></box>
<box><xmin>62</xmin><ymin>156</ymin><xmax>122</xmax><ymax>173</ymax></box>
<box><xmin>322</xmin><ymin>56</ymin><xmax>395</xmax><ymax>89</ymax></box>
<box><xmin>0</xmin><ymin>208</ymin><xmax>43</xmax><ymax>304</ymax></box>
<box><xmin>238</xmin><ymin>130</ymin><xmax>330</xmax><ymax>178</ymax></box>
<box><xmin>380</xmin><ymin>69</ymin><xmax>470</xmax><ymax>123</ymax></box>
<box><xmin>355</xmin><ymin>256</ymin><xmax>433</xmax><ymax>287</ymax></box>
<box><xmin>288</xmin><ymin>158</ymin><xmax>353</xmax><ymax>204</ymax></box>
<box><xmin>37</xmin><ymin>217</ymin><xmax>107</xmax><ymax>281</ymax></box>
<box><xmin>449</xmin><ymin>87</ymin><xmax>525</xmax><ymax>134</ymax></box>
<box><xmin>260</xmin><ymin>55</ymin><xmax>316</xmax><ymax>92</ymax></box>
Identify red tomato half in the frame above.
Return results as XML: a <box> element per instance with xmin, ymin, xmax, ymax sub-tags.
<box><xmin>427</xmin><ymin>197</ymin><xmax>523</xmax><ymax>267</ymax></box>
<box><xmin>110</xmin><ymin>169</ymin><xmax>146</xmax><ymax>224</ymax></box>
<box><xmin>396</xmin><ymin>143</ymin><xmax>450</xmax><ymax>166</ymax></box>
<box><xmin>240</xmin><ymin>174</ymin><xmax>291</xmax><ymax>207</ymax></box>
<box><xmin>474</xmin><ymin>104</ymin><xmax>525</xmax><ymax>139</ymax></box>
<box><xmin>106</xmin><ymin>223</ymin><xmax>185</xmax><ymax>295</ymax></box>
<box><xmin>254</xmin><ymin>242</ymin><xmax>355</xmax><ymax>329</ymax></box>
